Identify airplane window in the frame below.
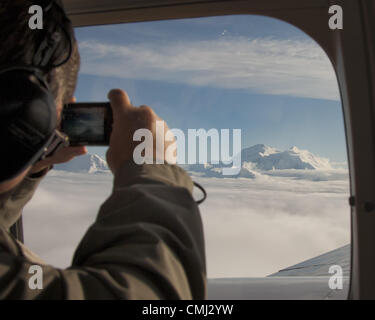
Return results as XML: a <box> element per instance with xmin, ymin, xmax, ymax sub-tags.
<box><xmin>23</xmin><ymin>15</ymin><xmax>350</xmax><ymax>299</ymax></box>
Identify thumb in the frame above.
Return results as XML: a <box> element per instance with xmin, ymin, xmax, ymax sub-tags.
<box><xmin>108</xmin><ymin>89</ymin><xmax>132</xmax><ymax>116</ymax></box>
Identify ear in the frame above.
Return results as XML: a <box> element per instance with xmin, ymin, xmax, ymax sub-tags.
<box><xmin>70</xmin><ymin>97</ymin><xmax>77</xmax><ymax>103</ymax></box>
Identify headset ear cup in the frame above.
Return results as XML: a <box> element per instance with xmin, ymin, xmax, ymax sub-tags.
<box><xmin>0</xmin><ymin>69</ymin><xmax>57</xmax><ymax>182</ymax></box>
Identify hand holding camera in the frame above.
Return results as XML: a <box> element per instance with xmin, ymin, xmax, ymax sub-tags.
<box><xmin>59</xmin><ymin>88</ymin><xmax>174</xmax><ymax>175</ymax></box>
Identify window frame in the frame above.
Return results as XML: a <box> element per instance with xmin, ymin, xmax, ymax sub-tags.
<box><xmin>61</xmin><ymin>0</ymin><xmax>375</xmax><ymax>299</ymax></box>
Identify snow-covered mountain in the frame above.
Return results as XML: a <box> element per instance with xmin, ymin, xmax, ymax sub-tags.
<box><xmin>239</xmin><ymin>144</ymin><xmax>331</xmax><ymax>170</ymax></box>
<box><xmin>54</xmin><ymin>145</ymin><xmax>332</xmax><ymax>177</ymax></box>
<box><xmin>186</xmin><ymin>144</ymin><xmax>332</xmax><ymax>177</ymax></box>
<box><xmin>54</xmin><ymin>154</ymin><xmax>109</xmax><ymax>173</ymax></box>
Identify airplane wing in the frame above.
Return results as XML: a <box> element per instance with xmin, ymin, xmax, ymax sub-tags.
<box><xmin>269</xmin><ymin>244</ymin><xmax>350</xmax><ymax>277</ymax></box>
<box><xmin>207</xmin><ymin>245</ymin><xmax>350</xmax><ymax>300</ymax></box>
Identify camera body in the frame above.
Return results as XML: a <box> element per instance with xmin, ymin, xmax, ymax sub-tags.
<box><xmin>61</xmin><ymin>102</ymin><xmax>113</xmax><ymax>146</ymax></box>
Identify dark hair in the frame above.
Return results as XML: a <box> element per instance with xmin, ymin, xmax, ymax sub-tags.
<box><xmin>0</xmin><ymin>0</ymin><xmax>80</xmax><ymax>106</ymax></box>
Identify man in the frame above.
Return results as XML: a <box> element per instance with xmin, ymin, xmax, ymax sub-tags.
<box><xmin>0</xmin><ymin>1</ymin><xmax>206</xmax><ymax>299</ymax></box>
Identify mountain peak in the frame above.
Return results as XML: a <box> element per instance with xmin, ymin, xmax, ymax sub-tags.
<box><xmin>236</xmin><ymin>144</ymin><xmax>331</xmax><ymax>173</ymax></box>
<box><xmin>289</xmin><ymin>146</ymin><xmax>300</xmax><ymax>152</ymax></box>
<box><xmin>54</xmin><ymin>154</ymin><xmax>109</xmax><ymax>173</ymax></box>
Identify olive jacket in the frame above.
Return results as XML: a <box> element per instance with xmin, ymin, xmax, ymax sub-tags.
<box><xmin>0</xmin><ymin>162</ymin><xmax>206</xmax><ymax>299</ymax></box>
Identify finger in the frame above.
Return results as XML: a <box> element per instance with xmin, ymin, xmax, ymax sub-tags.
<box><xmin>55</xmin><ymin>146</ymin><xmax>87</xmax><ymax>157</ymax></box>
<box><xmin>108</xmin><ymin>89</ymin><xmax>133</xmax><ymax>116</ymax></box>
<box><xmin>138</xmin><ymin>104</ymin><xmax>157</xmax><ymax>117</ymax></box>
<box><xmin>69</xmin><ymin>146</ymin><xmax>87</xmax><ymax>155</ymax></box>
<box><xmin>44</xmin><ymin>146</ymin><xmax>87</xmax><ymax>163</ymax></box>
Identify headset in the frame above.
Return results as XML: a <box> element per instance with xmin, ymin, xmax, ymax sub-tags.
<box><xmin>0</xmin><ymin>0</ymin><xmax>73</xmax><ymax>183</ymax></box>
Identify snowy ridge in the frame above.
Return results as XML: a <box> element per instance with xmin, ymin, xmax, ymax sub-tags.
<box><xmin>54</xmin><ymin>145</ymin><xmax>336</xmax><ymax>178</ymax></box>
<box><xmin>54</xmin><ymin>154</ymin><xmax>109</xmax><ymax>173</ymax></box>
<box><xmin>239</xmin><ymin>144</ymin><xmax>331</xmax><ymax>171</ymax></box>
<box><xmin>187</xmin><ymin>144</ymin><xmax>334</xmax><ymax>177</ymax></box>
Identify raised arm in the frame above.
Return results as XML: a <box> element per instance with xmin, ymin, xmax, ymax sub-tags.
<box><xmin>0</xmin><ymin>89</ymin><xmax>206</xmax><ymax>299</ymax></box>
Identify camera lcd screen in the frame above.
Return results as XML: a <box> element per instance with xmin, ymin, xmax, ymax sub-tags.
<box><xmin>63</xmin><ymin>107</ymin><xmax>106</xmax><ymax>143</ymax></box>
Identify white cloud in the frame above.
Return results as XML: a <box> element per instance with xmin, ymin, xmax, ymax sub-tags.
<box><xmin>193</xmin><ymin>171</ymin><xmax>350</xmax><ymax>277</ymax></box>
<box><xmin>23</xmin><ymin>169</ymin><xmax>350</xmax><ymax>278</ymax></box>
<box><xmin>79</xmin><ymin>37</ymin><xmax>340</xmax><ymax>101</ymax></box>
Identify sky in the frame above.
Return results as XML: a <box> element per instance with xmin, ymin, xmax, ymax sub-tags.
<box><xmin>73</xmin><ymin>14</ymin><xmax>347</xmax><ymax>163</ymax></box>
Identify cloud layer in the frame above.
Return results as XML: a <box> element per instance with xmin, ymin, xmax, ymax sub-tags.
<box><xmin>79</xmin><ymin>37</ymin><xmax>340</xmax><ymax>101</ymax></box>
<box><xmin>23</xmin><ymin>169</ymin><xmax>350</xmax><ymax>278</ymax></box>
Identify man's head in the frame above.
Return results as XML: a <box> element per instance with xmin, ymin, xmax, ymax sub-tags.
<box><xmin>0</xmin><ymin>0</ymin><xmax>80</xmax><ymax>193</ymax></box>
<box><xmin>0</xmin><ymin>0</ymin><xmax>80</xmax><ymax>122</ymax></box>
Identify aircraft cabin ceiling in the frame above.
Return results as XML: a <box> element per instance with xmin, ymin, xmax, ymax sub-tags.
<box><xmin>62</xmin><ymin>0</ymin><xmax>330</xmax><ymax>27</ymax></box>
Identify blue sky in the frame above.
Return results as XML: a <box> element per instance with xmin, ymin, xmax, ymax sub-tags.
<box><xmin>73</xmin><ymin>15</ymin><xmax>347</xmax><ymax>163</ymax></box>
